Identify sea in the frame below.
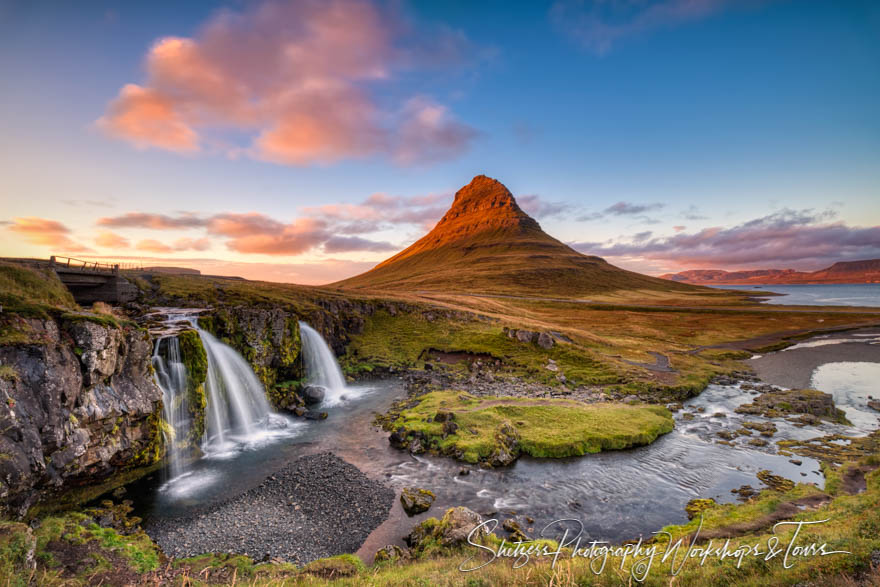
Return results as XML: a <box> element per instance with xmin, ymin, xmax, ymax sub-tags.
<box><xmin>712</xmin><ymin>283</ymin><xmax>880</xmax><ymax>307</ymax></box>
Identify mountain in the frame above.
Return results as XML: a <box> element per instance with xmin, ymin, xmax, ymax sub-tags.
<box><xmin>660</xmin><ymin>259</ymin><xmax>880</xmax><ymax>285</ymax></box>
<box><xmin>333</xmin><ymin>175</ymin><xmax>702</xmax><ymax>296</ymax></box>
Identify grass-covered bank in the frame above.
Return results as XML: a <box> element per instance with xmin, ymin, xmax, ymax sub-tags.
<box><xmin>2</xmin><ymin>455</ymin><xmax>878</xmax><ymax>586</ymax></box>
<box><xmin>383</xmin><ymin>390</ymin><xmax>674</xmax><ymax>466</ymax></box>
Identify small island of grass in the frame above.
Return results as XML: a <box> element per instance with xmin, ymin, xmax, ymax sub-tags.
<box><xmin>385</xmin><ymin>390</ymin><xmax>674</xmax><ymax>467</ymax></box>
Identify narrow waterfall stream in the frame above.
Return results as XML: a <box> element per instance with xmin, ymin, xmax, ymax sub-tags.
<box><xmin>151</xmin><ymin>337</ymin><xmax>190</xmax><ymax>480</ymax></box>
<box><xmin>298</xmin><ymin>321</ymin><xmax>349</xmax><ymax>406</ymax></box>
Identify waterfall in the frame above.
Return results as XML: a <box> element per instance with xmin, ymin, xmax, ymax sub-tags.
<box><xmin>152</xmin><ymin>337</ymin><xmax>190</xmax><ymax>479</ymax></box>
<box><xmin>190</xmin><ymin>319</ymin><xmax>274</xmax><ymax>450</ymax></box>
<box><xmin>298</xmin><ymin>322</ymin><xmax>348</xmax><ymax>405</ymax></box>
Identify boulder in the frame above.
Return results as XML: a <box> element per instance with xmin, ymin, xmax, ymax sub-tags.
<box><xmin>405</xmin><ymin>507</ymin><xmax>488</xmax><ymax>551</ymax></box>
<box><xmin>515</xmin><ymin>330</ymin><xmax>537</xmax><ymax>344</ymax></box>
<box><xmin>437</xmin><ymin>507</ymin><xmax>488</xmax><ymax>546</ymax></box>
<box><xmin>400</xmin><ymin>487</ymin><xmax>435</xmax><ymax>516</ymax></box>
<box><xmin>536</xmin><ymin>332</ymin><xmax>554</xmax><ymax>349</ymax></box>
<box><xmin>301</xmin><ymin>385</ymin><xmax>326</xmax><ymax>405</ymax></box>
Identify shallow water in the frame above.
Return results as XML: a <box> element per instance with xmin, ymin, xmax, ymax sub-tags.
<box><xmin>716</xmin><ymin>284</ymin><xmax>880</xmax><ymax>307</ymax></box>
<box><xmin>811</xmin><ymin>362</ymin><xmax>880</xmax><ymax>433</ymax></box>
<box><xmin>125</xmin><ymin>376</ymin><xmax>845</xmax><ymax>546</ymax></box>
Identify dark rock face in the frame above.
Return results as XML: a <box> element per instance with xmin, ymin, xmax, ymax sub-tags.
<box><xmin>0</xmin><ymin>318</ymin><xmax>163</xmax><ymax>517</ymax></box>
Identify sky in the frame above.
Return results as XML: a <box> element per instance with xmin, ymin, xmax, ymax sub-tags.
<box><xmin>1</xmin><ymin>0</ymin><xmax>878</xmax><ymax>284</ymax></box>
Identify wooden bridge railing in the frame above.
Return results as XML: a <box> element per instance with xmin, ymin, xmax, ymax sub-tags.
<box><xmin>50</xmin><ymin>256</ymin><xmax>120</xmax><ymax>275</ymax></box>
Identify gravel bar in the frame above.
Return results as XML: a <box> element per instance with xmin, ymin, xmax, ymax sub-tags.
<box><xmin>147</xmin><ymin>452</ymin><xmax>394</xmax><ymax>565</ymax></box>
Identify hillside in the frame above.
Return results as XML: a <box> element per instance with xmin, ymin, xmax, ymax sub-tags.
<box><xmin>333</xmin><ymin>175</ymin><xmax>703</xmax><ymax>297</ymax></box>
<box><xmin>661</xmin><ymin>259</ymin><xmax>880</xmax><ymax>285</ymax></box>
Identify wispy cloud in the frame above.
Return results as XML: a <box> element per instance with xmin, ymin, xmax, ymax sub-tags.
<box><xmin>571</xmin><ymin>208</ymin><xmax>880</xmax><ymax>270</ymax></box>
<box><xmin>551</xmin><ymin>0</ymin><xmax>740</xmax><ymax>54</ymax></box>
<box><xmin>578</xmin><ymin>200</ymin><xmax>665</xmax><ymax>223</ymax></box>
<box><xmin>6</xmin><ymin>217</ymin><xmax>92</xmax><ymax>252</ymax></box>
<box><xmin>98</xmin><ymin>0</ymin><xmax>478</xmax><ymax>166</ymax></box>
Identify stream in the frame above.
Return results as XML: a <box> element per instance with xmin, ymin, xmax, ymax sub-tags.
<box><xmin>121</xmin><ymin>314</ymin><xmax>880</xmax><ymax>553</ymax></box>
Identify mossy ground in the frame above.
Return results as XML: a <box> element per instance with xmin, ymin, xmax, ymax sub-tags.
<box><xmin>178</xmin><ymin>328</ymin><xmax>209</xmax><ymax>444</ymax></box>
<box><xmin>388</xmin><ymin>390</ymin><xmax>674</xmax><ymax>463</ymax></box>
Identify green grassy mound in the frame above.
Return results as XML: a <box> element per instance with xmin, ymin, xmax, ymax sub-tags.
<box><xmin>388</xmin><ymin>390</ymin><xmax>674</xmax><ymax>464</ymax></box>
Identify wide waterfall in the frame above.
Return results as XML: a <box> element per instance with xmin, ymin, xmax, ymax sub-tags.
<box><xmin>151</xmin><ymin>337</ymin><xmax>190</xmax><ymax>479</ymax></box>
<box><xmin>193</xmin><ymin>320</ymin><xmax>275</xmax><ymax>450</ymax></box>
<box><xmin>298</xmin><ymin>322</ymin><xmax>349</xmax><ymax>406</ymax></box>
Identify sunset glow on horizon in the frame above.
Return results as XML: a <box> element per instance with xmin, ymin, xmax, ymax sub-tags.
<box><xmin>2</xmin><ymin>0</ymin><xmax>879</xmax><ymax>284</ymax></box>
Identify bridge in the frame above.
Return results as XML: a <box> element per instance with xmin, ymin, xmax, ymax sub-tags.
<box><xmin>50</xmin><ymin>256</ymin><xmax>140</xmax><ymax>305</ymax></box>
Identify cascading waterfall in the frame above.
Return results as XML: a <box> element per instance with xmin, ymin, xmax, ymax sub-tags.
<box><xmin>298</xmin><ymin>321</ymin><xmax>349</xmax><ymax>405</ymax></box>
<box><xmin>192</xmin><ymin>319</ymin><xmax>274</xmax><ymax>450</ymax></box>
<box><xmin>151</xmin><ymin>311</ymin><xmax>300</xmax><ymax>495</ymax></box>
<box><xmin>152</xmin><ymin>337</ymin><xmax>191</xmax><ymax>479</ymax></box>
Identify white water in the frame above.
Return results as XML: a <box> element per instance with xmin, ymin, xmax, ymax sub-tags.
<box><xmin>298</xmin><ymin>321</ymin><xmax>351</xmax><ymax>406</ymax></box>
<box><xmin>191</xmin><ymin>319</ymin><xmax>276</xmax><ymax>451</ymax></box>
<box><xmin>151</xmin><ymin>337</ymin><xmax>190</xmax><ymax>480</ymax></box>
<box><xmin>153</xmin><ymin>313</ymin><xmax>302</xmax><ymax>496</ymax></box>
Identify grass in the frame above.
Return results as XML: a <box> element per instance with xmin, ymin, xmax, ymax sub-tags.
<box><xmin>342</xmin><ymin>309</ymin><xmax>620</xmax><ymax>386</ymax></box>
<box><xmin>0</xmin><ymin>261</ymin><xmax>76</xmax><ymax>312</ymax></box>
<box><xmin>388</xmin><ymin>390</ymin><xmax>674</xmax><ymax>464</ymax></box>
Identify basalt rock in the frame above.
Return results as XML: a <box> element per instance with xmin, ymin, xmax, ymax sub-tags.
<box><xmin>0</xmin><ymin>316</ymin><xmax>163</xmax><ymax>518</ymax></box>
<box><xmin>301</xmin><ymin>385</ymin><xmax>326</xmax><ymax>405</ymax></box>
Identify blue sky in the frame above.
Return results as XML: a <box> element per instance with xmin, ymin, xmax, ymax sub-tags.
<box><xmin>1</xmin><ymin>0</ymin><xmax>878</xmax><ymax>283</ymax></box>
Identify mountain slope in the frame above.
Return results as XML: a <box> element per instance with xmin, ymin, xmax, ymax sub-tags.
<box><xmin>332</xmin><ymin>175</ymin><xmax>702</xmax><ymax>296</ymax></box>
<box><xmin>661</xmin><ymin>259</ymin><xmax>880</xmax><ymax>285</ymax></box>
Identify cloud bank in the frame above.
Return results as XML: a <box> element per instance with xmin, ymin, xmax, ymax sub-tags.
<box><xmin>573</xmin><ymin>208</ymin><xmax>880</xmax><ymax>270</ymax></box>
<box><xmin>98</xmin><ymin>0</ymin><xmax>477</xmax><ymax>166</ymax></box>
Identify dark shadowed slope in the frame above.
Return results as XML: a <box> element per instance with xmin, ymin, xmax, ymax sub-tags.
<box><xmin>332</xmin><ymin>175</ymin><xmax>704</xmax><ymax>297</ymax></box>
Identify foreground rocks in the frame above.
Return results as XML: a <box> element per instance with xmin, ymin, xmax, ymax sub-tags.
<box><xmin>735</xmin><ymin>388</ymin><xmax>848</xmax><ymax>423</ymax></box>
<box><xmin>400</xmin><ymin>487</ymin><xmax>435</xmax><ymax>516</ymax></box>
<box><xmin>404</xmin><ymin>506</ymin><xmax>488</xmax><ymax>554</ymax></box>
<box><xmin>148</xmin><ymin>452</ymin><xmax>393</xmax><ymax>565</ymax></box>
<box><xmin>0</xmin><ymin>315</ymin><xmax>163</xmax><ymax>517</ymax></box>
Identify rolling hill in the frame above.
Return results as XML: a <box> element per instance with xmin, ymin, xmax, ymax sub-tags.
<box><xmin>332</xmin><ymin>175</ymin><xmax>704</xmax><ymax>297</ymax></box>
<box><xmin>661</xmin><ymin>259</ymin><xmax>880</xmax><ymax>285</ymax></box>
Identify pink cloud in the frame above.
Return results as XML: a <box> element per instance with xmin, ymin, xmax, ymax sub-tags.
<box><xmin>96</xmin><ymin>84</ymin><xmax>199</xmax><ymax>152</ymax></box>
<box><xmin>98</xmin><ymin>0</ymin><xmax>476</xmax><ymax>166</ymax></box>
<box><xmin>6</xmin><ymin>217</ymin><xmax>91</xmax><ymax>252</ymax></box>
<box><xmin>95</xmin><ymin>231</ymin><xmax>130</xmax><ymax>248</ymax></box>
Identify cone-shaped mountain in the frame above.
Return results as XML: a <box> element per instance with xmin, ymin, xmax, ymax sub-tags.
<box><xmin>333</xmin><ymin>175</ymin><xmax>700</xmax><ymax>296</ymax></box>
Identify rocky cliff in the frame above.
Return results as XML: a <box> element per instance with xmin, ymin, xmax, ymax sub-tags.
<box><xmin>0</xmin><ymin>315</ymin><xmax>163</xmax><ymax>517</ymax></box>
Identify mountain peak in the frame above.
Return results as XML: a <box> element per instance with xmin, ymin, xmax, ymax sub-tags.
<box><xmin>333</xmin><ymin>175</ymin><xmax>699</xmax><ymax>296</ymax></box>
<box><xmin>431</xmin><ymin>175</ymin><xmax>540</xmax><ymax>241</ymax></box>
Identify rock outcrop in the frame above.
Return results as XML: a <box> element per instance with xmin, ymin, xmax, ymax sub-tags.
<box><xmin>0</xmin><ymin>316</ymin><xmax>163</xmax><ymax>517</ymax></box>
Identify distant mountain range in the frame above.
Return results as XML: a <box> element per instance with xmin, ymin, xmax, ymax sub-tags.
<box><xmin>334</xmin><ymin>175</ymin><xmax>701</xmax><ymax>296</ymax></box>
<box><xmin>660</xmin><ymin>259</ymin><xmax>880</xmax><ymax>285</ymax></box>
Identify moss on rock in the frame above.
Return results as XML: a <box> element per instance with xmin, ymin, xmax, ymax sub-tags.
<box><xmin>177</xmin><ymin>329</ymin><xmax>208</xmax><ymax>445</ymax></box>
